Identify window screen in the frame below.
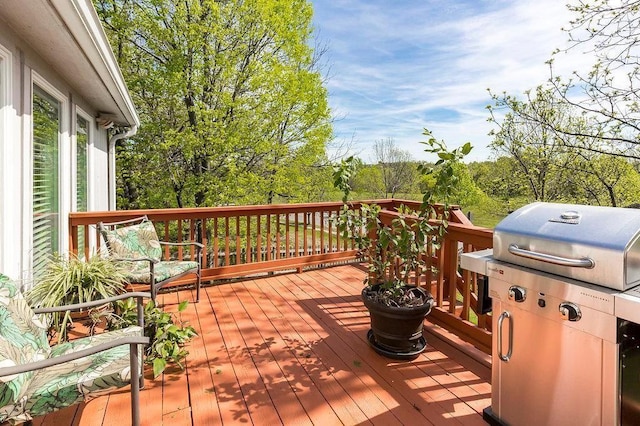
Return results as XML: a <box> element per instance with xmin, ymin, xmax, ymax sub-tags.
<box><xmin>32</xmin><ymin>86</ymin><xmax>60</xmax><ymax>278</ymax></box>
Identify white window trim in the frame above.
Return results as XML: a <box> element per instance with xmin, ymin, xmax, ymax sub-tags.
<box><xmin>0</xmin><ymin>43</ymin><xmax>13</xmax><ymax>275</ymax></box>
<box><xmin>74</xmin><ymin>106</ymin><xmax>93</xmax><ymax>212</ymax></box>
<box><xmin>27</xmin><ymin>71</ymin><xmax>70</xmax><ymax>277</ymax></box>
<box><xmin>74</xmin><ymin>106</ymin><xmax>96</xmax><ymax>255</ymax></box>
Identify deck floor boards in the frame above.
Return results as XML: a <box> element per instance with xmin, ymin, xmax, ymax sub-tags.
<box><xmin>30</xmin><ymin>265</ymin><xmax>491</xmax><ymax>426</ymax></box>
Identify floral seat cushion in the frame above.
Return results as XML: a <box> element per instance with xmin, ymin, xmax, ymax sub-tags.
<box><xmin>24</xmin><ymin>326</ymin><xmax>143</xmax><ymax>418</ymax></box>
<box><xmin>102</xmin><ymin>220</ymin><xmax>162</xmax><ymax>261</ymax></box>
<box><xmin>124</xmin><ymin>261</ymin><xmax>199</xmax><ymax>284</ymax></box>
<box><xmin>0</xmin><ymin>275</ymin><xmax>50</xmax><ymax>424</ymax></box>
<box><xmin>99</xmin><ymin>217</ymin><xmax>202</xmax><ymax>302</ymax></box>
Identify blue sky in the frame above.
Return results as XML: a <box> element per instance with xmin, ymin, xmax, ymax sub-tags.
<box><xmin>310</xmin><ymin>0</ymin><xmax>587</xmax><ymax>163</ymax></box>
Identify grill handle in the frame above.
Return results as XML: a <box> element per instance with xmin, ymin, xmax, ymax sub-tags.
<box><xmin>508</xmin><ymin>244</ymin><xmax>595</xmax><ymax>269</ymax></box>
<box><xmin>497</xmin><ymin>311</ymin><xmax>513</xmax><ymax>362</ymax></box>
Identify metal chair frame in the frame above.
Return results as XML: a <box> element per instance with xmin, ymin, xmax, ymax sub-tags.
<box><xmin>0</xmin><ymin>292</ymin><xmax>150</xmax><ymax>426</ymax></box>
<box><xmin>97</xmin><ymin>216</ymin><xmax>203</xmax><ymax>302</ymax></box>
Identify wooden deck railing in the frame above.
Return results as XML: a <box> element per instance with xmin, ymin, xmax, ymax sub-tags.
<box><xmin>373</xmin><ymin>203</ymin><xmax>493</xmax><ymax>353</ymax></box>
<box><xmin>68</xmin><ymin>199</ymin><xmax>494</xmax><ymax>354</ymax></box>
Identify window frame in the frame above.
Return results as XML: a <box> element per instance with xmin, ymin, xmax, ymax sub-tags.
<box><xmin>28</xmin><ymin>71</ymin><xmax>69</xmax><ymax>277</ymax></box>
<box><xmin>73</xmin><ymin>107</ymin><xmax>94</xmax><ymax>257</ymax></box>
<box><xmin>0</xmin><ymin>42</ymin><xmax>12</xmax><ymax>274</ymax></box>
<box><xmin>74</xmin><ymin>107</ymin><xmax>93</xmax><ymax>213</ymax></box>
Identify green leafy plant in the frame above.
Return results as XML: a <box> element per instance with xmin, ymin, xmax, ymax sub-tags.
<box><xmin>107</xmin><ymin>297</ymin><xmax>197</xmax><ymax>378</ymax></box>
<box><xmin>332</xmin><ymin>156</ymin><xmax>375</xmax><ymax>254</ymax></box>
<box><xmin>26</xmin><ymin>254</ymin><xmax>127</xmax><ymax>342</ymax></box>
<box><xmin>333</xmin><ymin>129</ymin><xmax>472</xmax><ymax>307</ymax></box>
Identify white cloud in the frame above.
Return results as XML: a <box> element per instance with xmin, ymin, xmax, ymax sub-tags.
<box><xmin>312</xmin><ymin>0</ymin><xmax>593</xmax><ymax>163</ymax></box>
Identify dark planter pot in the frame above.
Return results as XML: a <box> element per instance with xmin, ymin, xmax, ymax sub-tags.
<box><xmin>362</xmin><ymin>284</ymin><xmax>434</xmax><ymax>360</ymax></box>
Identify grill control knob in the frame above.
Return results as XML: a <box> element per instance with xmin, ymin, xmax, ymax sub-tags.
<box><xmin>508</xmin><ymin>286</ymin><xmax>526</xmax><ymax>303</ymax></box>
<box><xmin>559</xmin><ymin>302</ymin><xmax>582</xmax><ymax>321</ymax></box>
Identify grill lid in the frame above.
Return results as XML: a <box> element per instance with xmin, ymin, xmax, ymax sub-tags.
<box><xmin>493</xmin><ymin>202</ymin><xmax>640</xmax><ymax>290</ymax></box>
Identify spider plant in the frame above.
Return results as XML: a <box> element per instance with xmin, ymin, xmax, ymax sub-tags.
<box><xmin>26</xmin><ymin>254</ymin><xmax>128</xmax><ymax>342</ymax></box>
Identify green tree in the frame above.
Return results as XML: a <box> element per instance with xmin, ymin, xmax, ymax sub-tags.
<box><xmin>490</xmin><ymin>1</ymin><xmax>640</xmax><ymax>161</ymax></box>
<box><xmin>486</xmin><ymin>0</ymin><xmax>640</xmax><ymax>210</ymax></box>
<box><xmin>544</xmin><ymin>0</ymin><xmax>640</xmax><ymax>159</ymax></box>
<box><xmin>419</xmin><ymin>162</ymin><xmax>484</xmax><ymax>207</ymax></box>
<box><xmin>488</xmin><ymin>84</ymin><xmax>640</xmax><ymax>207</ymax></box>
<box><xmin>372</xmin><ymin>138</ymin><xmax>417</xmax><ymax>198</ymax></box>
<box><xmin>95</xmin><ymin>0</ymin><xmax>332</xmax><ymax>208</ymax></box>
<box><xmin>352</xmin><ymin>164</ymin><xmax>385</xmax><ymax>198</ymax></box>
<box><xmin>488</xmin><ymin>86</ymin><xmax>585</xmax><ymax>202</ymax></box>
<box><xmin>468</xmin><ymin>158</ymin><xmax>529</xmax><ymax>203</ymax></box>
<box><xmin>562</xmin><ymin>154</ymin><xmax>640</xmax><ymax>207</ymax></box>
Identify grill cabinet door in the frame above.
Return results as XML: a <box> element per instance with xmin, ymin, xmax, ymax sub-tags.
<box><xmin>492</xmin><ymin>293</ymin><xmax>605</xmax><ymax>424</ymax></box>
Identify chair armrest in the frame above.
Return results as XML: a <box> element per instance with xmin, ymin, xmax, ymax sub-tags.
<box><xmin>158</xmin><ymin>241</ymin><xmax>205</xmax><ymax>249</ymax></box>
<box><xmin>0</xmin><ymin>334</ymin><xmax>150</xmax><ymax>377</ymax></box>
<box><xmin>33</xmin><ymin>292</ymin><xmax>151</xmax><ymax>314</ymax></box>
<box><xmin>97</xmin><ymin>216</ymin><xmax>148</xmax><ymax>228</ymax></box>
<box><xmin>112</xmin><ymin>257</ymin><xmax>159</xmax><ymax>264</ymax></box>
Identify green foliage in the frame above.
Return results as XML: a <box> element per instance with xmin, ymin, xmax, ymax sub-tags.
<box><xmin>331</xmin><ymin>156</ymin><xmax>374</xmax><ymax>253</ymax></box>
<box><xmin>373</xmin><ymin>138</ymin><xmax>418</xmax><ymax>198</ymax></box>
<box><xmin>332</xmin><ymin>156</ymin><xmax>359</xmax><ymax>204</ymax></box>
<box><xmin>96</xmin><ymin>0</ymin><xmax>332</xmax><ymax>208</ymax></box>
<box><xmin>487</xmin><ymin>85</ymin><xmax>640</xmax><ymax>208</ymax></box>
<box><xmin>468</xmin><ymin>158</ymin><xmax>529</xmax><ymax>202</ymax></box>
<box><xmin>26</xmin><ymin>255</ymin><xmax>127</xmax><ymax>343</ymax></box>
<box><xmin>352</xmin><ymin>165</ymin><xmax>385</xmax><ymax>198</ymax></box>
<box><xmin>486</xmin><ymin>0</ymin><xmax>640</xmax><ymax>202</ymax></box>
<box><xmin>107</xmin><ymin>298</ymin><xmax>197</xmax><ymax>378</ymax></box>
<box><xmin>487</xmin><ymin>86</ymin><xmax>575</xmax><ymax>202</ymax></box>
<box><xmin>333</xmin><ymin>129</ymin><xmax>472</xmax><ymax>307</ymax></box>
<box><xmin>372</xmin><ymin>204</ymin><xmax>433</xmax><ymax>305</ymax></box>
<box><xmin>418</xmin><ymin>130</ymin><xmax>473</xmax><ymax>211</ymax></box>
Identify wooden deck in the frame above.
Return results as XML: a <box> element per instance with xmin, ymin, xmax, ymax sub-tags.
<box><xmin>32</xmin><ymin>265</ymin><xmax>491</xmax><ymax>426</ymax></box>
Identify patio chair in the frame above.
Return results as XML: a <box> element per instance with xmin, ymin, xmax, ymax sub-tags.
<box><xmin>98</xmin><ymin>216</ymin><xmax>203</xmax><ymax>303</ymax></box>
<box><xmin>0</xmin><ymin>274</ymin><xmax>149</xmax><ymax>425</ymax></box>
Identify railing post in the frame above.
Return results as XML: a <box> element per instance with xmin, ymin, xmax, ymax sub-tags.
<box><xmin>436</xmin><ymin>239</ymin><xmax>446</xmax><ymax>307</ymax></box>
<box><xmin>69</xmin><ymin>224</ymin><xmax>78</xmax><ymax>256</ymax></box>
<box><xmin>367</xmin><ymin>215</ymin><xmax>378</xmax><ymax>284</ymax></box>
<box><xmin>445</xmin><ymin>237</ymin><xmax>457</xmax><ymax>314</ymax></box>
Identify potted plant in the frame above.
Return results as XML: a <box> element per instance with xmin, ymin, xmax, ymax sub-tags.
<box><xmin>26</xmin><ymin>254</ymin><xmax>128</xmax><ymax>342</ymax></box>
<box><xmin>333</xmin><ymin>129</ymin><xmax>471</xmax><ymax>359</ymax></box>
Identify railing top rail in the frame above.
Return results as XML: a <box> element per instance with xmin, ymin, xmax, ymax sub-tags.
<box><xmin>69</xmin><ymin>199</ymin><xmax>398</xmax><ymax>225</ymax></box>
<box><xmin>446</xmin><ymin>221</ymin><xmax>493</xmax><ymax>246</ymax></box>
<box><xmin>68</xmin><ymin>198</ymin><xmax>483</xmax><ymax>240</ymax></box>
<box><xmin>377</xmin><ymin>208</ymin><xmax>493</xmax><ymax>244</ymax></box>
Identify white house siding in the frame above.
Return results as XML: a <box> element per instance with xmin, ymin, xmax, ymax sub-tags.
<box><xmin>0</xmin><ymin>20</ymin><xmax>109</xmax><ymax>287</ymax></box>
<box><xmin>92</xmin><ymin>136</ymin><xmax>110</xmax><ymax>212</ymax></box>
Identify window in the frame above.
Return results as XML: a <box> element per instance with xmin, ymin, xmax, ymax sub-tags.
<box><xmin>76</xmin><ymin>114</ymin><xmax>89</xmax><ymax>252</ymax></box>
<box><xmin>32</xmin><ymin>85</ymin><xmax>61</xmax><ymax>278</ymax></box>
<box><xmin>76</xmin><ymin>115</ymin><xmax>88</xmax><ymax>212</ymax></box>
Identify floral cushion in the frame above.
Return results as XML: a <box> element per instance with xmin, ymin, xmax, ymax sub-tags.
<box><xmin>24</xmin><ymin>326</ymin><xmax>143</xmax><ymax>418</ymax></box>
<box><xmin>103</xmin><ymin>220</ymin><xmax>162</xmax><ymax>262</ymax></box>
<box><xmin>0</xmin><ymin>275</ymin><xmax>50</xmax><ymax>424</ymax></box>
<box><xmin>0</xmin><ymin>274</ymin><xmax>145</xmax><ymax>424</ymax></box>
<box><xmin>124</xmin><ymin>261</ymin><xmax>199</xmax><ymax>284</ymax></box>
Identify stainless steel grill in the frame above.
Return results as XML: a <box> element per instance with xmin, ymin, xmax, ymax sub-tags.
<box><xmin>461</xmin><ymin>202</ymin><xmax>640</xmax><ymax>426</ymax></box>
<box><xmin>493</xmin><ymin>202</ymin><xmax>640</xmax><ymax>290</ymax></box>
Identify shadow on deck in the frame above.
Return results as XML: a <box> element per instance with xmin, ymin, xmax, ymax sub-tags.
<box><xmin>32</xmin><ymin>264</ymin><xmax>491</xmax><ymax>426</ymax></box>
